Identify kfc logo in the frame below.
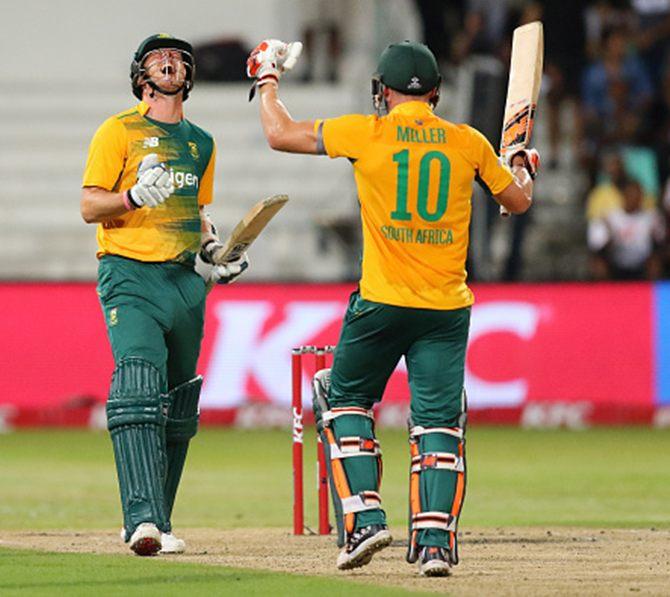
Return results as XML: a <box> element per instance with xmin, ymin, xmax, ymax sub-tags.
<box><xmin>201</xmin><ymin>300</ymin><xmax>344</xmax><ymax>408</ymax></box>
<box><xmin>466</xmin><ymin>302</ymin><xmax>542</xmax><ymax>407</ymax></box>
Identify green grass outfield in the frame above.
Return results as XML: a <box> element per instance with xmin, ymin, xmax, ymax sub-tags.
<box><xmin>1</xmin><ymin>427</ymin><xmax>669</xmax><ymax>594</ymax></box>
<box><xmin>0</xmin><ymin>549</ymin><xmax>418</xmax><ymax>596</ymax></box>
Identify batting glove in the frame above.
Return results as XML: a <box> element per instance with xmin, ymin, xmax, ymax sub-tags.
<box><xmin>247</xmin><ymin>39</ymin><xmax>303</xmax><ymax>100</ymax></box>
<box><xmin>125</xmin><ymin>153</ymin><xmax>174</xmax><ymax>209</ymax></box>
<box><xmin>194</xmin><ymin>251</ymin><xmax>249</xmax><ymax>285</ymax></box>
<box><xmin>506</xmin><ymin>148</ymin><xmax>540</xmax><ymax>180</ymax></box>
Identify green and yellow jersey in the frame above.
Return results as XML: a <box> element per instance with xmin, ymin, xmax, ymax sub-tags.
<box><xmin>82</xmin><ymin>101</ymin><xmax>215</xmax><ymax>264</ymax></box>
<box><xmin>317</xmin><ymin>101</ymin><xmax>513</xmax><ymax>310</ymax></box>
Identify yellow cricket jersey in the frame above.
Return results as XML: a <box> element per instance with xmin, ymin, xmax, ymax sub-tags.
<box><xmin>82</xmin><ymin>102</ymin><xmax>216</xmax><ymax>263</ymax></box>
<box><xmin>318</xmin><ymin>101</ymin><xmax>513</xmax><ymax>310</ymax></box>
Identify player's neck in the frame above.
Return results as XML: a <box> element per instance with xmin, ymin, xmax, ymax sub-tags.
<box><xmin>143</xmin><ymin>92</ymin><xmax>184</xmax><ymax>124</ymax></box>
<box><xmin>386</xmin><ymin>90</ymin><xmax>433</xmax><ymax>113</ymax></box>
<box><xmin>387</xmin><ymin>97</ymin><xmax>431</xmax><ymax>112</ymax></box>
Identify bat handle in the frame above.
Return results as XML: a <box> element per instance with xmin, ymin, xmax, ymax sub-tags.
<box><xmin>499</xmin><ymin>205</ymin><xmax>511</xmax><ymax>217</ymax></box>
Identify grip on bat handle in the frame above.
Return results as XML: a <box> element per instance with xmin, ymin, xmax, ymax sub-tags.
<box><xmin>201</xmin><ymin>239</ymin><xmax>225</xmax><ymax>264</ymax></box>
<box><xmin>500</xmin><ymin>205</ymin><xmax>511</xmax><ymax>217</ymax></box>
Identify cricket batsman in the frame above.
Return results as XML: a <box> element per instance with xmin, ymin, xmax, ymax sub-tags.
<box><xmin>80</xmin><ymin>34</ymin><xmax>248</xmax><ymax>556</ymax></box>
<box><xmin>247</xmin><ymin>39</ymin><xmax>538</xmax><ymax>575</ymax></box>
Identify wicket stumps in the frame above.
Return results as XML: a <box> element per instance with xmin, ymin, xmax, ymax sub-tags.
<box><xmin>292</xmin><ymin>345</ymin><xmax>335</xmax><ymax>535</ymax></box>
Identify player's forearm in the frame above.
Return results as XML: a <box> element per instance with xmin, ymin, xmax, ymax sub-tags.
<box><xmin>80</xmin><ymin>187</ymin><xmax>129</xmax><ymax>223</ymax></box>
<box><xmin>495</xmin><ymin>164</ymin><xmax>533</xmax><ymax>214</ymax></box>
<box><xmin>509</xmin><ymin>166</ymin><xmax>534</xmax><ymax>212</ymax></box>
<box><xmin>258</xmin><ymin>84</ymin><xmax>317</xmax><ymax>153</ymax></box>
<box><xmin>259</xmin><ymin>83</ymin><xmax>290</xmax><ymax>146</ymax></box>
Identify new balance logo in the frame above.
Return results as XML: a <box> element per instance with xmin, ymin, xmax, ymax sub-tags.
<box><xmin>143</xmin><ymin>137</ymin><xmax>160</xmax><ymax>148</ymax></box>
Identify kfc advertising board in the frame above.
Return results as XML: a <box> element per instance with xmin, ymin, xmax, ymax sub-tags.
<box><xmin>0</xmin><ymin>282</ymin><xmax>668</xmax><ymax>428</ymax></box>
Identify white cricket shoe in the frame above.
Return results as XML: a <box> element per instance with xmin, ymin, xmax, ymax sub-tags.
<box><xmin>128</xmin><ymin>522</ymin><xmax>162</xmax><ymax>556</ymax></box>
<box><xmin>160</xmin><ymin>532</ymin><xmax>186</xmax><ymax>554</ymax></box>
<box><xmin>418</xmin><ymin>546</ymin><xmax>452</xmax><ymax>577</ymax></box>
<box><xmin>336</xmin><ymin>524</ymin><xmax>392</xmax><ymax>570</ymax></box>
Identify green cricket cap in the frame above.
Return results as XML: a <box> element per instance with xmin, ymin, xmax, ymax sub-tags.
<box><xmin>376</xmin><ymin>41</ymin><xmax>440</xmax><ymax>95</ymax></box>
<box><xmin>134</xmin><ymin>33</ymin><xmax>193</xmax><ymax>63</ymax></box>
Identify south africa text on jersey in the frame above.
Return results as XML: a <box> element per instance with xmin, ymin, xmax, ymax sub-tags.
<box><xmin>381</xmin><ymin>225</ymin><xmax>454</xmax><ymax>245</ymax></box>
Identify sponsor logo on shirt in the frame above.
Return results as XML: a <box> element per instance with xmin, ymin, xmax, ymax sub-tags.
<box><xmin>169</xmin><ymin>169</ymin><xmax>199</xmax><ymax>189</ymax></box>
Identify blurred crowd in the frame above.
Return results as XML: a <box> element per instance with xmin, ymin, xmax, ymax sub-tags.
<box><xmin>413</xmin><ymin>0</ymin><xmax>670</xmax><ymax>281</ymax></box>
<box><xmin>194</xmin><ymin>0</ymin><xmax>670</xmax><ymax>282</ymax></box>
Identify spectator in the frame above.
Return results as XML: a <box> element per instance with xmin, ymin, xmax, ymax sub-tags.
<box><xmin>660</xmin><ymin>175</ymin><xmax>670</xmax><ymax>275</ymax></box>
<box><xmin>586</xmin><ymin>151</ymin><xmax>629</xmax><ymax>220</ymax></box>
<box><xmin>631</xmin><ymin>0</ymin><xmax>670</xmax><ymax>92</ymax></box>
<box><xmin>584</xmin><ymin>0</ymin><xmax>633</xmax><ymax>61</ymax></box>
<box><xmin>588</xmin><ymin>179</ymin><xmax>665</xmax><ymax>279</ymax></box>
<box><xmin>586</xmin><ymin>150</ymin><xmax>656</xmax><ymax>220</ymax></box>
<box><xmin>581</xmin><ymin>25</ymin><xmax>653</xmax><ymax>182</ymax></box>
<box><xmin>451</xmin><ymin>8</ymin><xmax>497</xmax><ymax>64</ymax></box>
<box><xmin>648</xmin><ymin>68</ymin><xmax>670</xmax><ymax>186</ymax></box>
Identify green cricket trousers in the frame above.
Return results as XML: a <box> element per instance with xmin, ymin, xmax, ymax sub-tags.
<box><xmin>324</xmin><ymin>290</ymin><xmax>470</xmax><ymax>556</ymax></box>
<box><xmin>97</xmin><ymin>254</ymin><xmax>206</xmax><ymax>538</ymax></box>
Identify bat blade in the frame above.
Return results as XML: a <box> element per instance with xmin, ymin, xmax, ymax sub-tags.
<box><xmin>499</xmin><ymin>21</ymin><xmax>543</xmax><ymax>216</ymax></box>
<box><xmin>210</xmin><ymin>194</ymin><xmax>288</xmax><ymax>264</ymax></box>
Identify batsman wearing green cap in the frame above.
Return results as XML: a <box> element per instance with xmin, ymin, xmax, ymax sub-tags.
<box><xmin>81</xmin><ymin>34</ymin><xmax>249</xmax><ymax>556</ymax></box>
<box><xmin>247</xmin><ymin>39</ymin><xmax>538</xmax><ymax>575</ymax></box>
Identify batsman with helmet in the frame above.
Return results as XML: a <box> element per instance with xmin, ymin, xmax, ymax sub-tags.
<box><xmin>81</xmin><ymin>34</ymin><xmax>248</xmax><ymax>556</ymax></box>
<box><xmin>248</xmin><ymin>39</ymin><xmax>538</xmax><ymax>575</ymax></box>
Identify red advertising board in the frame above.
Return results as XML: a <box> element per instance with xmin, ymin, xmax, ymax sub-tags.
<box><xmin>0</xmin><ymin>282</ymin><xmax>659</xmax><ymax>427</ymax></box>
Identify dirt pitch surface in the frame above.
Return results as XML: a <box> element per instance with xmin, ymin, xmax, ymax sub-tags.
<box><xmin>2</xmin><ymin>527</ymin><xmax>669</xmax><ymax>595</ymax></box>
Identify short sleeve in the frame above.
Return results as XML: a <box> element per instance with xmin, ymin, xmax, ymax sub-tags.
<box><xmin>470</xmin><ymin>127</ymin><xmax>514</xmax><ymax>195</ymax></box>
<box><xmin>82</xmin><ymin>117</ymin><xmax>127</xmax><ymax>190</ymax></box>
<box><xmin>320</xmin><ymin>114</ymin><xmax>372</xmax><ymax>160</ymax></box>
<box><xmin>198</xmin><ymin>140</ymin><xmax>216</xmax><ymax>206</ymax></box>
<box><xmin>587</xmin><ymin>219</ymin><xmax>609</xmax><ymax>251</ymax></box>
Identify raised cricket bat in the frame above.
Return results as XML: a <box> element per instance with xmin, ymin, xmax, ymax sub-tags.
<box><xmin>208</xmin><ymin>194</ymin><xmax>288</xmax><ymax>264</ymax></box>
<box><xmin>499</xmin><ymin>21</ymin><xmax>543</xmax><ymax>217</ymax></box>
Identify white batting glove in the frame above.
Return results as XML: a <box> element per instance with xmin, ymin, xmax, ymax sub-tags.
<box><xmin>125</xmin><ymin>153</ymin><xmax>174</xmax><ymax>209</ymax></box>
<box><xmin>194</xmin><ymin>251</ymin><xmax>250</xmax><ymax>285</ymax></box>
<box><xmin>506</xmin><ymin>148</ymin><xmax>540</xmax><ymax>180</ymax></box>
<box><xmin>247</xmin><ymin>39</ymin><xmax>303</xmax><ymax>100</ymax></box>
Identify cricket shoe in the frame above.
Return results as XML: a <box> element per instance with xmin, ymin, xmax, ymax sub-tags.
<box><xmin>128</xmin><ymin>522</ymin><xmax>162</xmax><ymax>556</ymax></box>
<box><xmin>336</xmin><ymin>524</ymin><xmax>393</xmax><ymax>570</ymax></box>
<box><xmin>159</xmin><ymin>532</ymin><xmax>186</xmax><ymax>554</ymax></box>
<box><xmin>418</xmin><ymin>546</ymin><xmax>452</xmax><ymax>577</ymax></box>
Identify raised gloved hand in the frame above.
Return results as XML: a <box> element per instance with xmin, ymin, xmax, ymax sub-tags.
<box><xmin>506</xmin><ymin>148</ymin><xmax>540</xmax><ymax>180</ymax></box>
<box><xmin>247</xmin><ymin>39</ymin><xmax>303</xmax><ymax>100</ymax></box>
<box><xmin>194</xmin><ymin>250</ymin><xmax>249</xmax><ymax>286</ymax></box>
<box><xmin>125</xmin><ymin>153</ymin><xmax>174</xmax><ymax>209</ymax></box>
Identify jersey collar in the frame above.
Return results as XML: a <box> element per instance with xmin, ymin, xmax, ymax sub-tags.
<box><xmin>388</xmin><ymin>101</ymin><xmax>434</xmax><ymax>117</ymax></box>
<box><xmin>137</xmin><ymin>101</ymin><xmax>150</xmax><ymax>116</ymax></box>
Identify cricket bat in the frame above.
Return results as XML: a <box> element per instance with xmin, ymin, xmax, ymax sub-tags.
<box><xmin>203</xmin><ymin>194</ymin><xmax>288</xmax><ymax>292</ymax></box>
<box><xmin>208</xmin><ymin>194</ymin><xmax>288</xmax><ymax>265</ymax></box>
<box><xmin>499</xmin><ymin>21</ymin><xmax>543</xmax><ymax>217</ymax></box>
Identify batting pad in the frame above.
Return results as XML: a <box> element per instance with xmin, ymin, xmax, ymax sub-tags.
<box><xmin>107</xmin><ymin>358</ymin><xmax>170</xmax><ymax>538</ymax></box>
<box><xmin>407</xmin><ymin>423</ymin><xmax>466</xmax><ymax>565</ymax></box>
<box><xmin>312</xmin><ymin>369</ymin><xmax>385</xmax><ymax>547</ymax></box>
<box><xmin>164</xmin><ymin>376</ymin><xmax>202</xmax><ymax>523</ymax></box>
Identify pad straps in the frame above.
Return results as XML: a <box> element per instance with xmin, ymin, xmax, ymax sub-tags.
<box><xmin>407</xmin><ymin>424</ymin><xmax>466</xmax><ymax>565</ymax></box>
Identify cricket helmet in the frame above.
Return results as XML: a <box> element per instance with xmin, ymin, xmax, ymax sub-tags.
<box><xmin>372</xmin><ymin>41</ymin><xmax>441</xmax><ymax>113</ymax></box>
<box><xmin>131</xmin><ymin>33</ymin><xmax>195</xmax><ymax>100</ymax></box>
